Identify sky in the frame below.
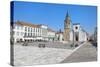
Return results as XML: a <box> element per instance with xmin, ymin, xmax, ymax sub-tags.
<box><xmin>12</xmin><ymin>1</ymin><xmax>97</xmax><ymax>34</ymax></box>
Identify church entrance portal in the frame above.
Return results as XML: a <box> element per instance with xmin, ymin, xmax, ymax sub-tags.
<box><xmin>75</xmin><ymin>32</ymin><xmax>79</xmax><ymax>41</ymax></box>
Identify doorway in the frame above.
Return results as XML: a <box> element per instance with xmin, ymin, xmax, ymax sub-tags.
<box><xmin>75</xmin><ymin>32</ymin><xmax>79</xmax><ymax>41</ymax></box>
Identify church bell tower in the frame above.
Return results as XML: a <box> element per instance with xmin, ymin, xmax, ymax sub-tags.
<box><xmin>63</xmin><ymin>12</ymin><xmax>71</xmax><ymax>41</ymax></box>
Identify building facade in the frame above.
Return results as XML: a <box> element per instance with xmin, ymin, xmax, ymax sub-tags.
<box><xmin>13</xmin><ymin>12</ymin><xmax>88</xmax><ymax>43</ymax></box>
<box><xmin>47</xmin><ymin>28</ymin><xmax>56</xmax><ymax>41</ymax></box>
<box><xmin>55</xmin><ymin>32</ymin><xmax>64</xmax><ymax>42</ymax></box>
<box><xmin>70</xmin><ymin>23</ymin><xmax>88</xmax><ymax>42</ymax></box>
<box><xmin>13</xmin><ymin>21</ymin><xmax>49</xmax><ymax>43</ymax></box>
<box><xmin>63</xmin><ymin>12</ymin><xmax>88</xmax><ymax>43</ymax></box>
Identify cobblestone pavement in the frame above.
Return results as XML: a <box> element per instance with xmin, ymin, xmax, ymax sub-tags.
<box><xmin>61</xmin><ymin>42</ymin><xmax>97</xmax><ymax>63</ymax></box>
<box><xmin>14</xmin><ymin>42</ymin><xmax>73</xmax><ymax>66</ymax></box>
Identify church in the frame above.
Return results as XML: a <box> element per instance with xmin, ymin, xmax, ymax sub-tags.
<box><xmin>62</xmin><ymin>12</ymin><xmax>88</xmax><ymax>43</ymax></box>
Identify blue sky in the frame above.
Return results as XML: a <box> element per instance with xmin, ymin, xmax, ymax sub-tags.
<box><xmin>12</xmin><ymin>1</ymin><xmax>97</xmax><ymax>34</ymax></box>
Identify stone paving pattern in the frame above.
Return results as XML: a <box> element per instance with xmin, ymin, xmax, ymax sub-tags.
<box><xmin>61</xmin><ymin>42</ymin><xmax>97</xmax><ymax>63</ymax></box>
<box><xmin>14</xmin><ymin>42</ymin><xmax>73</xmax><ymax>66</ymax></box>
<box><xmin>13</xmin><ymin>42</ymin><xmax>97</xmax><ymax>66</ymax></box>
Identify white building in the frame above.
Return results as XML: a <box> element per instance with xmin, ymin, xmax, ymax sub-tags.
<box><xmin>70</xmin><ymin>23</ymin><xmax>88</xmax><ymax>42</ymax></box>
<box><xmin>47</xmin><ymin>28</ymin><xmax>56</xmax><ymax>41</ymax></box>
<box><xmin>13</xmin><ymin>21</ymin><xmax>48</xmax><ymax>43</ymax></box>
<box><xmin>13</xmin><ymin>23</ymin><xmax>24</xmax><ymax>43</ymax></box>
<box><xmin>55</xmin><ymin>32</ymin><xmax>63</xmax><ymax>42</ymax></box>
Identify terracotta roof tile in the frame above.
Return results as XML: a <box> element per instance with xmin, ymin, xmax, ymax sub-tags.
<box><xmin>15</xmin><ymin>21</ymin><xmax>41</xmax><ymax>28</ymax></box>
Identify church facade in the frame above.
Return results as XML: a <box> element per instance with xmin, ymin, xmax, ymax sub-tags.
<box><xmin>63</xmin><ymin>12</ymin><xmax>88</xmax><ymax>42</ymax></box>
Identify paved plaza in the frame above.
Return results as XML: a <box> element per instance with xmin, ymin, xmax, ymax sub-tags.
<box><xmin>14</xmin><ymin>42</ymin><xmax>74</xmax><ymax>66</ymax></box>
<box><xmin>61</xmin><ymin>42</ymin><xmax>97</xmax><ymax>63</ymax></box>
<box><xmin>13</xmin><ymin>42</ymin><xmax>97</xmax><ymax>66</ymax></box>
